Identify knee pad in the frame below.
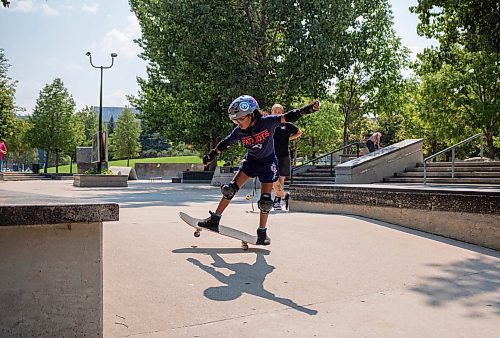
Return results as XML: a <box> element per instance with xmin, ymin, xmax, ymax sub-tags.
<box><xmin>221</xmin><ymin>182</ymin><xmax>239</xmax><ymax>200</ymax></box>
<box><xmin>258</xmin><ymin>193</ymin><xmax>273</xmax><ymax>213</ymax></box>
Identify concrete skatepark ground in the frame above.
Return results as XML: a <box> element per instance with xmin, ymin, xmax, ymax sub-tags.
<box><xmin>1</xmin><ymin>180</ymin><xmax>499</xmax><ymax>337</ymax></box>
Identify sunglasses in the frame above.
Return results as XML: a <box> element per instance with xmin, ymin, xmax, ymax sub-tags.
<box><xmin>232</xmin><ymin>114</ymin><xmax>250</xmax><ymax>124</ymax></box>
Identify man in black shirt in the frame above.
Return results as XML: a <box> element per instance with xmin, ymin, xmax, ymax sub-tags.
<box><xmin>270</xmin><ymin>104</ymin><xmax>302</xmax><ymax>210</ymax></box>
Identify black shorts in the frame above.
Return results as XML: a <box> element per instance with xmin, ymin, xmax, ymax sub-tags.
<box><xmin>366</xmin><ymin>140</ymin><xmax>376</xmax><ymax>153</ymax></box>
<box><xmin>277</xmin><ymin>155</ymin><xmax>291</xmax><ymax>177</ymax></box>
<box><xmin>240</xmin><ymin>155</ymin><xmax>279</xmax><ymax>183</ymax></box>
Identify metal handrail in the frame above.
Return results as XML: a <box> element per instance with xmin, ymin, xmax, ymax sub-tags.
<box><xmin>290</xmin><ymin>142</ymin><xmax>360</xmax><ymax>184</ymax></box>
<box><xmin>423</xmin><ymin>133</ymin><xmax>483</xmax><ymax>184</ymax></box>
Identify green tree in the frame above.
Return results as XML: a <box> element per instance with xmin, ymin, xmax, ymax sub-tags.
<box><xmin>128</xmin><ymin>0</ymin><xmax>357</xmax><ymax>161</ymax></box>
<box><xmin>294</xmin><ymin>98</ymin><xmax>343</xmax><ymax>158</ymax></box>
<box><xmin>108</xmin><ymin>108</ymin><xmax>141</xmax><ymax>166</ymax></box>
<box><xmin>334</xmin><ymin>0</ymin><xmax>411</xmax><ymax>146</ymax></box>
<box><xmin>412</xmin><ymin>0</ymin><xmax>499</xmax><ymax>158</ymax></box>
<box><xmin>411</xmin><ymin>0</ymin><xmax>499</xmax><ymax>54</ymax></box>
<box><xmin>108</xmin><ymin>115</ymin><xmax>115</xmax><ymax>135</ymax></box>
<box><xmin>373</xmin><ymin>76</ymin><xmax>423</xmax><ymax>146</ymax></box>
<box><xmin>4</xmin><ymin>118</ymin><xmax>39</xmax><ymax>169</ymax></box>
<box><xmin>0</xmin><ymin>49</ymin><xmax>16</xmax><ymax>140</ymax></box>
<box><xmin>75</xmin><ymin>106</ymin><xmax>98</xmax><ymax>146</ymax></box>
<box><xmin>28</xmin><ymin>78</ymin><xmax>77</xmax><ymax>173</ymax></box>
<box><xmin>416</xmin><ymin>52</ymin><xmax>499</xmax><ymax>159</ymax></box>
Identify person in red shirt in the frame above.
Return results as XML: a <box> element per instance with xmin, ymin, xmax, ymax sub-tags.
<box><xmin>0</xmin><ymin>138</ymin><xmax>7</xmax><ymax>172</ymax></box>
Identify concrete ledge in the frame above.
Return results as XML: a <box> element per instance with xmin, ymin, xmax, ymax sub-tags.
<box><xmin>290</xmin><ymin>185</ymin><xmax>500</xmax><ymax>250</ymax></box>
<box><xmin>0</xmin><ymin>222</ymin><xmax>103</xmax><ymax>336</ymax></box>
<box><xmin>109</xmin><ymin>166</ymin><xmax>138</xmax><ymax>180</ymax></box>
<box><xmin>73</xmin><ymin>174</ymin><xmax>128</xmax><ymax>187</ymax></box>
<box><xmin>0</xmin><ymin>202</ymin><xmax>118</xmax><ymax>226</ymax></box>
<box><xmin>134</xmin><ymin>163</ymin><xmax>204</xmax><ymax>180</ymax></box>
<box><xmin>335</xmin><ymin>139</ymin><xmax>423</xmax><ymax>183</ymax></box>
<box><xmin>0</xmin><ymin>194</ymin><xmax>119</xmax><ymax>336</ymax></box>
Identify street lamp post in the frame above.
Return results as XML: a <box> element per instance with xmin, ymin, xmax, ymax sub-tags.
<box><xmin>85</xmin><ymin>51</ymin><xmax>117</xmax><ymax>173</ymax></box>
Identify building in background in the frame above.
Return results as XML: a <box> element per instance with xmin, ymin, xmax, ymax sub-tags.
<box><xmin>92</xmin><ymin>106</ymin><xmax>140</xmax><ymax>126</ymax></box>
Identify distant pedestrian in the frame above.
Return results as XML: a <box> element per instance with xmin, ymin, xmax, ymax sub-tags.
<box><xmin>365</xmin><ymin>131</ymin><xmax>382</xmax><ymax>153</ymax></box>
<box><xmin>270</xmin><ymin>104</ymin><xmax>302</xmax><ymax>211</ymax></box>
<box><xmin>0</xmin><ymin>138</ymin><xmax>7</xmax><ymax>171</ymax></box>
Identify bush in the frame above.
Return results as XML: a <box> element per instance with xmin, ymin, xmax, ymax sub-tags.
<box><xmin>83</xmin><ymin>168</ymin><xmax>114</xmax><ymax>175</ymax></box>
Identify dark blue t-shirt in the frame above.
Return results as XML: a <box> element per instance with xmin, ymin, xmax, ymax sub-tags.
<box><xmin>222</xmin><ymin>115</ymin><xmax>282</xmax><ymax>162</ymax></box>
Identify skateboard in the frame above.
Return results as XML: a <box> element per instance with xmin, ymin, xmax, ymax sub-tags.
<box><xmin>179</xmin><ymin>212</ymin><xmax>258</xmax><ymax>250</ymax></box>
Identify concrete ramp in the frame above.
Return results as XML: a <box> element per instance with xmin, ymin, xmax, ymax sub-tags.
<box><xmin>109</xmin><ymin>166</ymin><xmax>138</xmax><ymax>180</ymax></box>
<box><xmin>335</xmin><ymin>139</ymin><xmax>423</xmax><ymax>183</ymax></box>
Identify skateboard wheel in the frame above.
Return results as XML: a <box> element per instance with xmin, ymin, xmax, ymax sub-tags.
<box><xmin>194</xmin><ymin>231</ymin><xmax>200</xmax><ymax>238</ymax></box>
<box><xmin>242</xmin><ymin>244</ymin><xmax>249</xmax><ymax>250</ymax></box>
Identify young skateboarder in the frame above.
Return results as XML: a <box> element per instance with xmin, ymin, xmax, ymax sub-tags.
<box><xmin>199</xmin><ymin>95</ymin><xmax>320</xmax><ymax>245</ymax></box>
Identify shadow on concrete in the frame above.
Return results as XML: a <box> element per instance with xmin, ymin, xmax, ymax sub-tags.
<box><xmin>410</xmin><ymin>255</ymin><xmax>500</xmax><ymax>316</ymax></box>
<box><xmin>347</xmin><ymin>215</ymin><xmax>500</xmax><ymax>259</ymax></box>
<box><xmin>344</xmin><ymin>216</ymin><xmax>500</xmax><ymax>316</ymax></box>
<box><xmin>172</xmin><ymin>248</ymin><xmax>317</xmax><ymax>316</ymax></box>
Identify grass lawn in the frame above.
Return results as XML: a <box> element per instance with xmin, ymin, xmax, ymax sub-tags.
<box><xmin>47</xmin><ymin>155</ymin><xmax>203</xmax><ymax>173</ymax></box>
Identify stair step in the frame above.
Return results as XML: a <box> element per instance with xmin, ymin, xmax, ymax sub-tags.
<box><xmin>417</xmin><ymin>161</ymin><xmax>500</xmax><ymax>167</ymax></box>
<box><xmin>408</xmin><ymin>167</ymin><xmax>500</xmax><ymax>172</ymax></box>
<box><xmin>384</xmin><ymin>177</ymin><xmax>500</xmax><ymax>184</ymax></box>
<box><xmin>297</xmin><ymin>172</ymin><xmax>335</xmax><ymax>177</ymax></box>
<box><xmin>396</xmin><ymin>172</ymin><xmax>500</xmax><ymax>178</ymax></box>
<box><xmin>1</xmin><ymin>173</ymin><xmax>52</xmax><ymax>181</ymax></box>
<box><xmin>292</xmin><ymin>176</ymin><xmax>336</xmax><ymax>181</ymax></box>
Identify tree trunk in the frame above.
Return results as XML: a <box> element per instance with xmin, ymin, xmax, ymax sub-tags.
<box><xmin>485</xmin><ymin>130</ymin><xmax>494</xmax><ymax>160</ymax></box>
<box><xmin>127</xmin><ymin>157</ymin><xmax>130</xmax><ymax>167</ymax></box>
<box><xmin>55</xmin><ymin>150</ymin><xmax>59</xmax><ymax>174</ymax></box>
<box><xmin>206</xmin><ymin>137</ymin><xmax>217</xmax><ymax>171</ymax></box>
<box><xmin>44</xmin><ymin>151</ymin><xmax>49</xmax><ymax>173</ymax></box>
<box><xmin>343</xmin><ymin>107</ymin><xmax>350</xmax><ymax>149</ymax></box>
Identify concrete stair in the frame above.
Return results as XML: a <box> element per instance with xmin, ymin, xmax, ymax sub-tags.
<box><xmin>291</xmin><ymin>165</ymin><xmax>336</xmax><ymax>186</ymax></box>
<box><xmin>384</xmin><ymin>161</ymin><xmax>500</xmax><ymax>185</ymax></box>
<box><xmin>0</xmin><ymin>172</ymin><xmax>52</xmax><ymax>181</ymax></box>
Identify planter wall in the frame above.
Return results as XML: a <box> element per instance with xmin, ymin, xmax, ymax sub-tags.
<box><xmin>73</xmin><ymin>174</ymin><xmax>128</xmax><ymax>187</ymax></box>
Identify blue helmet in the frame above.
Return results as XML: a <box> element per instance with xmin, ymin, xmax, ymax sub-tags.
<box><xmin>228</xmin><ymin>95</ymin><xmax>260</xmax><ymax>121</ymax></box>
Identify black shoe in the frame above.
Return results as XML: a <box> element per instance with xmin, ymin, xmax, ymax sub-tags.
<box><xmin>273</xmin><ymin>197</ymin><xmax>282</xmax><ymax>211</ymax></box>
<box><xmin>284</xmin><ymin>192</ymin><xmax>290</xmax><ymax>210</ymax></box>
<box><xmin>198</xmin><ymin>211</ymin><xmax>221</xmax><ymax>232</ymax></box>
<box><xmin>256</xmin><ymin>229</ymin><xmax>271</xmax><ymax>245</ymax></box>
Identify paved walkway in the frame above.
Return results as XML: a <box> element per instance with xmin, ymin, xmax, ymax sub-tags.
<box><xmin>1</xmin><ymin>180</ymin><xmax>499</xmax><ymax>337</ymax></box>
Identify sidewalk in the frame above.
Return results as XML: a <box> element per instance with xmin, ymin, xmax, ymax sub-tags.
<box><xmin>1</xmin><ymin>180</ymin><xmax>499</xmax><ymax>337</ymax></box>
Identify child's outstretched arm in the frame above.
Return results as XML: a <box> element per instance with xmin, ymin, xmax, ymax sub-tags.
<box><xmin>202</xmin><ymin>140</ymin><xmax>231</xmax><ymax>165</ymax></box>
<box><xmin>282</xmin><ymin>100</ymin><xmax>320</xmax><ymax>123</ymax></box>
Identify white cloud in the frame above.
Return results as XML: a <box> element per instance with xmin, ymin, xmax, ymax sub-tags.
<box><xmin>40</xmin><ymin>3</ymin><xmax>59</xmax><ymax>16</ymax></box>
<box><xmin>105</xmin><ymin>89</ymin><xmax>130</xmax><ymax>107</ymax></box>
<box><xmin>12</xmin><ymin>0</ymin><xmax>35</xmax><ymax>12</ymax></box>
<box><xmin>11</xmin><ymin>0</ymin><xmax>59</xmax><ymax>16</ymax></box>
<box><xmin>65</xmin><ymin>64</ymin><xmax>82</xmax><ymax>75</ymax></box>
<box><xmin>101</xmin><ymin>15</ymin><xmax>141</xmax><ymax>59</ymax></box>
<box><xmin>82</xmin><ymin>3</ymin><xmax>98</xmax><ymax>14</ymax></box>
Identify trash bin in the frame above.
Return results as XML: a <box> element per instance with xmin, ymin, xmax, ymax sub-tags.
<box><xmin>32</xmin><ymin>163</ymin><xmax>40</xmax><ymax>174</ymax></box>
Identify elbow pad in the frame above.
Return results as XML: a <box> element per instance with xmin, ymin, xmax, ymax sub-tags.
<box><xmin>216</xmin><ymin>140</ymin><xmax>231</xmax><ymax>152</ymax></box>
<box><xmin>284</xmin><ymin>103</ymin><xmax>316</xmax><ymax>123</ymax></box>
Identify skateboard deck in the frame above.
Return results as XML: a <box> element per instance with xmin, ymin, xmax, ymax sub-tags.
<box><xmin>179</xmin><ymin>212</ymin><xmax>258</xmax><ymax>250</ymax></box>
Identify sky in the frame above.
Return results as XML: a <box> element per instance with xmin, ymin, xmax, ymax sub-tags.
<box><xmin>0</xmin><ymin>0</ymin><xmax>435</xmax><ymax>115</ymax></box>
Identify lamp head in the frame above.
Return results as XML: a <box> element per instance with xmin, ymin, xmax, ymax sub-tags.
<box><xmin>85</xmin><ymin>51</ymin><xmax>91</xmax><ymax>56</ymax></box>
<box><xmin>111</xmin><ymin>53</ymin><xmax>118</xmax><ymax>58</ymax></box>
